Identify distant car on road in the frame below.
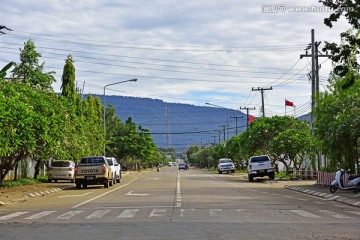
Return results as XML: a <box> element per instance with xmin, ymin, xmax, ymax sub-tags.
<box><xmin>178</xmin><ymin>163</ymin><xmax>187</xmax><ymax>170</ymax></box>
<box><xmin>217</xmin><ymin>158</ymin><xmax>235</xmax><ymax>174</ymax></box>
<box><xmin>48</xmin><ymin>160</ymin><xmax>75</xmax><ymax>183</ymax></box>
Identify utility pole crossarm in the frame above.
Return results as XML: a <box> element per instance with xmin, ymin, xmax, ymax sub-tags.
<box><xmin>251</xmin><ymin>87</ymin><xmax>273</xmax><ymax>117</ymax></box>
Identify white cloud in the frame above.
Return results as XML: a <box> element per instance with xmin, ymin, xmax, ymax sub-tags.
<box><xmin>0</xmin><ymin>0</ymin><xmax>352</xmax><ymax>118</ymax></box>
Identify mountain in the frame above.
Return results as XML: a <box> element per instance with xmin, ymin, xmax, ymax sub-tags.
<box><xmin>93</xmin><ymin>95</ymin><xmax>248</xmax><ymax>152</ymax></box>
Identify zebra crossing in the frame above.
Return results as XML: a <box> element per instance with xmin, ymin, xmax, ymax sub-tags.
<box><xmin>0</xmin><ymin>208</ymin><xmax>359</xmax><ymax>222</ymax></box>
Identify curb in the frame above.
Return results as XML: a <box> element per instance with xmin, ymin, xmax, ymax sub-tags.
<box><xmin>285</xmin><ymin>185</ymin><xmax>360</xmax><ymax>208</ymax></box>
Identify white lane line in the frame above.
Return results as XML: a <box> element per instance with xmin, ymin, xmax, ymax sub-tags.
<box><xmin>314</xmin><ymin>201</ymin><xmax>325</xmax><ymax>205</ymax></box>
<box><xmin>176</xmin><ymin>173</ymin><xmax>181</xmax><ymax>208</ymax></box>
<box><xmin>236</xmin><ymin>209</ymin><xmax>244</xmax><ymax>212</ymax></box>
<box><xmin>59</xmin><ymin>192</ymin><xmax>92</xmax><ymax>198</ymax></box>
<box><xmin>85</xmin><ymin>210</ymin><xmax>110</xmax><ymax>219</ymax></box>
<box><xmin>319</xmin><ymin>210</ymin><xmax>350</xmax><ymax>219</ymax></box>
<box><xmin>209</xmin><ymin>209</ymin><xmax>222</xmax><ymax>216</ymax></box>
<box><xmin>290</xmin><ymin>210</ymin><xmax>321</xmax><ymax>218</ymax></box>
<box><xmin>24</xmin><ymin>211</ymin><xmax>56</xmax><ymax>220</ymax></box>
<box><xmin>56</xmin><ymin>210</ymin><xmax>84</xmax><ymax>219</ymax></box>
<box><xmin>72</xmin><ymin>177</ymin><xmax>138</xmax><ymax>209</ymax></box>
<box><xmin>348</xmin><ymin>211</ymin><xmax>360</xmax><ymax>216</ymax></box>
<box><xmin>180</xmin><ymin>209</ymin><xmax>195</xmax><ymax>217</ymax></box>
<box><xmin>117</xmin><ymin>209</ymin><xmax>139</xmax><ymax>218</ymax></box>
<box><xmin>0</xmin><ymin>212</ymin><xmax>28</xmax><ymax>221</ymax></box>
<box><xmin>149</xmin><ymin>208</ymin><xmax>167</xmax><ymax>217</ymax></box>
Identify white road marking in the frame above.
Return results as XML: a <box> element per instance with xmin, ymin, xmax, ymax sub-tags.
<box><xmin>348</xmin><ymin>211</ymin><xmax>360</xmax><ymax>216</ymax></box>
<box><xmin>290</xmin><ymin>210</ymin><xmax>321</xmax><ymax>218</ymax></box>
<box><xmin>0</xmin><ymin>212</ymin><xmax>28</xmax><ymax>221</ymax></box>
<box><xmin>236</xmin><ymin>209</ymin><xmax>244</xmax><ymax>212</ymax></box>
<box><xmin>56</xmin><ymin>210</ymin><xmax>84</xmax><ymax>219</ymax></box>
<box><xmin>149</xmin><ymin>208</ymin><xmax>167</xmax><ymax>217</ymax></box>
<box><xmin>209</xmin><ymin>209</ymin><xmax>222</xmax><ymax>216</ymax></box>
<box><xmin>117</xmin><ymin>209</ymin><xmax>139</xmax><ymax>218</ymax></box>
<box><xmin>176</xmin><ymin>173</ymin><xmax>181</xmax><ymax>208</ymax></box>
<box><xmin>319</xmin><ymin>210</ymin><xmax>350</xmax><ymax>219</ymax></box>
<box><xmin>314</xmin><ymin>201</ymin><xmax>325</xmax><ymax>205</ymax></box>
<box><xmin>59</xmin><ymin>192</ymin><xmax>92</xmax><ymax>198</ymax></box>
<box><xmin>126</xmin><ymin>191</ymin><xmax>149</xmax><ymax>196</ymax></box>
<box><xmin>24</xmin><ymin>211</ymin><xmax>56</xmax><ymax>220</ymax></box>
<box><xmin>85</xmin><ymin>210</ymin><xmax>110</xmax><ymax>219</ymax></box>
<box><xmin>180</xmin><ymin>209</ymin><xmax>195</xmax><ymax>217</ymax></box>
<box><xmin>72</xmin><ymin>177</ymin><xmax>138</xmax><ymax>209</ymax></box>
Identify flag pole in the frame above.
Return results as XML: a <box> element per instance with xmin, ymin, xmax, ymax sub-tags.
<box><xmin>285</xmin><ymin>98</ymin><xmax>287</xmax><ymax>116</ymax></box>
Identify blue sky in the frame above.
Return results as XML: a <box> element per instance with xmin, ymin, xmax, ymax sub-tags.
<box><xmin>0</xmin><ymin>0</ymin><xmax>351</xmax><ymax>117</ymax></box>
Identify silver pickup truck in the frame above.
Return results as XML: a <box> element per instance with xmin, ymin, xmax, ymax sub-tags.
<box><xmin>74</xmin><ymin>156</ymin><xmax>114</xmax><ymax>189</ymax></box>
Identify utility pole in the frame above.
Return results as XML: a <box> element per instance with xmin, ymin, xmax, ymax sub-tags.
<box><xmin>239</xmin><ymin>107</ymin><xmax>256</xmax><ymax>129</ymax></box>
<box><xmin>230</xmin><ymin>116</ymin><xmax>243</xmax><ymax>135</ymax></box>
<box><xmin>215</xmin><ymin>130</ymin><xmax>221</xmax><ymax>143</ymax></box>
<box><xmin>219</xmin><ymin>125</ymin><xmax>226</xmax><ymax>141</ymax></box>
<box><xmin>251</xmin><ymin>87</ymin><xmax>272</xmax><ymax>117</ymax></box>
<box><xmin>300</xmin><ymin>29</ymin><xmax>332</xmax><ymax>133</ymax></box>
<box><xmin>211</xmin><ymin>135</ymin><xmax>217</xmax><ymax>145</ymax></box>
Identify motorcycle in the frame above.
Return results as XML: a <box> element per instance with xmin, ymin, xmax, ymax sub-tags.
<box><xmin>330</xmin><ymin>168</ymin><xmax>360</xmax><ymax>193</ymax></box>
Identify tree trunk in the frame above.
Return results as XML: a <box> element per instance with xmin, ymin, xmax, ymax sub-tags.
<box><xmin>14</xmin><ymin>163</ymin><xmax>19</xmax><ymax>181</ymax></box>
<box><xmin>34</xmin><ymin>160</ymin><xmax>40</xmax><ymax>179</ymax></box>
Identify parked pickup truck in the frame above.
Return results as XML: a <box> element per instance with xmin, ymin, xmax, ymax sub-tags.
<box><xmin>74</xmin><ymin>156</ymin><xmax>114</xmax><ymax>189</ymax></box>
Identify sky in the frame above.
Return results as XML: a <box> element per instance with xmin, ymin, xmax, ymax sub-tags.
<box><xmin>0</xmin><ymin>0</ymin><xmax>352</xmax><ymax>118</ymax></box>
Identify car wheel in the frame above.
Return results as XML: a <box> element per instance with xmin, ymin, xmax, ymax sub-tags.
<box><xmin>249</xmin><ymin>175</ymin><xmax>254</xmax><ymax>182</ymax></box>
<box><xmin>269</xmin><ymin>172</ymin><xmax>275</xmax><ymax>180</ymax></box>
<box><xmin>75</xmin><ymin>182</ymin><xmax>81</xmax><ymax>189</ymax></box>
<box><xmin>82</xmin><ymin>183</ymin><xmax>88</xmax><ymax>189</ymax></box>
<box><xmin>113</xmin><ymin>174</ymin><xmax>116</xmax><ymax>185</ymax></box>
<box><xmin>117</xmin><ymin>173</ymin><xmax>121</xmax><ymax>183</ymax></box>
<box><xmin>48</xmin><ymin>179</ymin><xmax>52</xmax><ymax>183</ymax></box>
<box><xmin>104</xmin><ymin>181</ymin><xmax>109</xmax><ymax>188</ymax></box>
<box><xmin>54</xmin><ymin>180</ymin><xmax>58</xmax><ymax>183</ymax></box>
<box><xmin>218</xmin><ymin>170</ymin><xmax>222</xmax><ymax>174</ymax></box>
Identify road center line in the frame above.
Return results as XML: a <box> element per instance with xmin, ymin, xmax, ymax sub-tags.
<box><xmin>72</xmin><ymin>177</ymin><xmax>138</xmax><ymax>209</ymax></box>
<box><xmin>175</xmin><ymin>173</ymin><xmax>181</xmax><ymax>208</ymax></box>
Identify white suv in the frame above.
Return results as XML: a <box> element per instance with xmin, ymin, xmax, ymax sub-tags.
<box><xmin>106</xmin><ymin>157</ymin><xmax>121</xmax><ymax>184</ymax></box>
<box><xmin>247</xmin><ymin>155</ymin><xmax>275</xmax><ymax>182</ymax></box>
<box><xmin>217</xmin><ymin>158</ymin><xmax>235</xmax><ymax>174</ymax></box>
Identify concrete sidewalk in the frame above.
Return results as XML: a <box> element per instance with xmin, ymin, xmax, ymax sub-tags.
<box><xmin>284</xmin><ymin>180</ymin><xmax>360</xmax><ymax>208</ymax></box>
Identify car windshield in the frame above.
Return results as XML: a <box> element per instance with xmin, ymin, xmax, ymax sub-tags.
<box><xmin>51</xmin><ymin>161</ymin><xmax>71</xmax><ymax>167</ymax></box>
<box><xmin>251</xmin><ymin>156</ymin><xmax>270</xmax><ymax>163</ymax></box>
<box><xmin>219</xmin><ymin>159</ymin><xmax>232</xmax><ymax>163</ymax></box>
<box><xmin>81</xmin><ymin>157</ymin><xmax>105</xmax><ymax>164</ymax></box>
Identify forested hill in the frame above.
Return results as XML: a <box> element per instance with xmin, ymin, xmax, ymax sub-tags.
<box><xmin>91</xmin><ymin>95</ymin><xmax>248</xmax><ymax>152</ymax></box>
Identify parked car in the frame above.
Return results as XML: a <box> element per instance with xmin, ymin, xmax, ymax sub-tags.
<box><xmin>106</xmin><ymin>157</ymin><xmax>121</xmax><ymax>184</ymax></box>
<box><xmin>74</xmin><ymin>156</ymin><xmax>113</xmax><ymax>189</ymax></box>
<box><xmin>217</xmin><ymin>158</ymin><xmax>235</xmax><ymax>174</ymax></box>
<box><xmin>247</xmin><ymin>155</ymin><xmax>275</xmax><ymax>182</ymax></box>
<box><xmin>48</xmin><ymin>160</ymin><xmax>75</xmax><ymax>183</ymax></box>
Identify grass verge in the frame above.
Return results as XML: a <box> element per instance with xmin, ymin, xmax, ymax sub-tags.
<box><xmin>0</xmin><ymin>176</ymin><xmax>48</xmax><ymax>188</ymax></box>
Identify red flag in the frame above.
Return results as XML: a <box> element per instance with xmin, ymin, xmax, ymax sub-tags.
<box><xmin>248</xmin><ymin>115</ymin><xmax>256</xmax><ymax>124</ymax></box>
<box><xmin>285</xmin><ymin>99</ymin><xmax>294</xmax><ymax>107</ymax></box>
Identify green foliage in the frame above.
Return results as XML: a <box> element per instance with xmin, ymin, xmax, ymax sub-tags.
<box><xmin>0</xmin><ymin>62</ymin><xmax>15</xmax><ymax>79</ymax></box>
<box><xmin>314</xmin><ymin>70</ymin><xmax>360</xmax><ymax>171</ymax></box>
<box><xmin>61</xmin><ymin>55</ymin><xmax>77</xmax><ymax>101</ymax></box>
<box><xmin>319</xmin><ymin>0</ymin><xmax>360</xmax><ymax>85</ymax></box>
<box><xmin>0</xmin><ymin>178</ymin><xmax>45</xmax><ymax>188</ymax></box>
<box><xmin>11</xmin><ymin>40</ymin><xmax>55</xmax><ymax>91</ymax></box>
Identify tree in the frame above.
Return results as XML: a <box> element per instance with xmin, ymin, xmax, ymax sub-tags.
<box><xmin>12</xmin><ymin>40</ymin><xmax>55</xmax><ymax>91</ymax></box>
<box><xmin>0</xmin><ymin>62</ymin><xmax>14</xmax><ymax>79</ymax></box>
<box><xmin>314</xmin><ymin>70</ymin><xmax>360</xmax><ymax>171</ymax></box>
<box><xmin>61</xmin><ymin>55</ymin><xmax>77</xmax><ymax>101</ymax></box>
<box><xmin>319</xmin><ymin>1</ymin><xmax>360</xmax><ymax>86</ymax></box>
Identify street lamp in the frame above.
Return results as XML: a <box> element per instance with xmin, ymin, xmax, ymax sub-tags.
<box><xmin>205</xmin><ymin>102</ymin><xmax>229</xmax><ymax>141</ymax></box>
<box><xmin>103</xmin><ymin>78</ymin><xmax>137</xmax><ymax>156</ymax></box>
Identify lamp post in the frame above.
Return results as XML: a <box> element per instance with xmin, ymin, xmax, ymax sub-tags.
<box><xmin>205</xmin><ymin>102</ymin><xmax>229</xmax><ymax>141</ymax></box>
<box><xmin>103</xmin><ymin>78</ymin><xmax>137</xmax><ymax>156</ymax></box>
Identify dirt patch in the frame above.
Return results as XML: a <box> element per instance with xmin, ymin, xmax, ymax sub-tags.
<box><xmin>0</xmin><ymin>182</ymin><xmax>74</xmax><ymax>207</ymax></box>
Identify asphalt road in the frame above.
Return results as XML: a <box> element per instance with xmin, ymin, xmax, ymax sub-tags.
<box><xmin>1</xmin><ymin>167</ymin><xmax>360</xmax><ymax>240</ymax></box>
